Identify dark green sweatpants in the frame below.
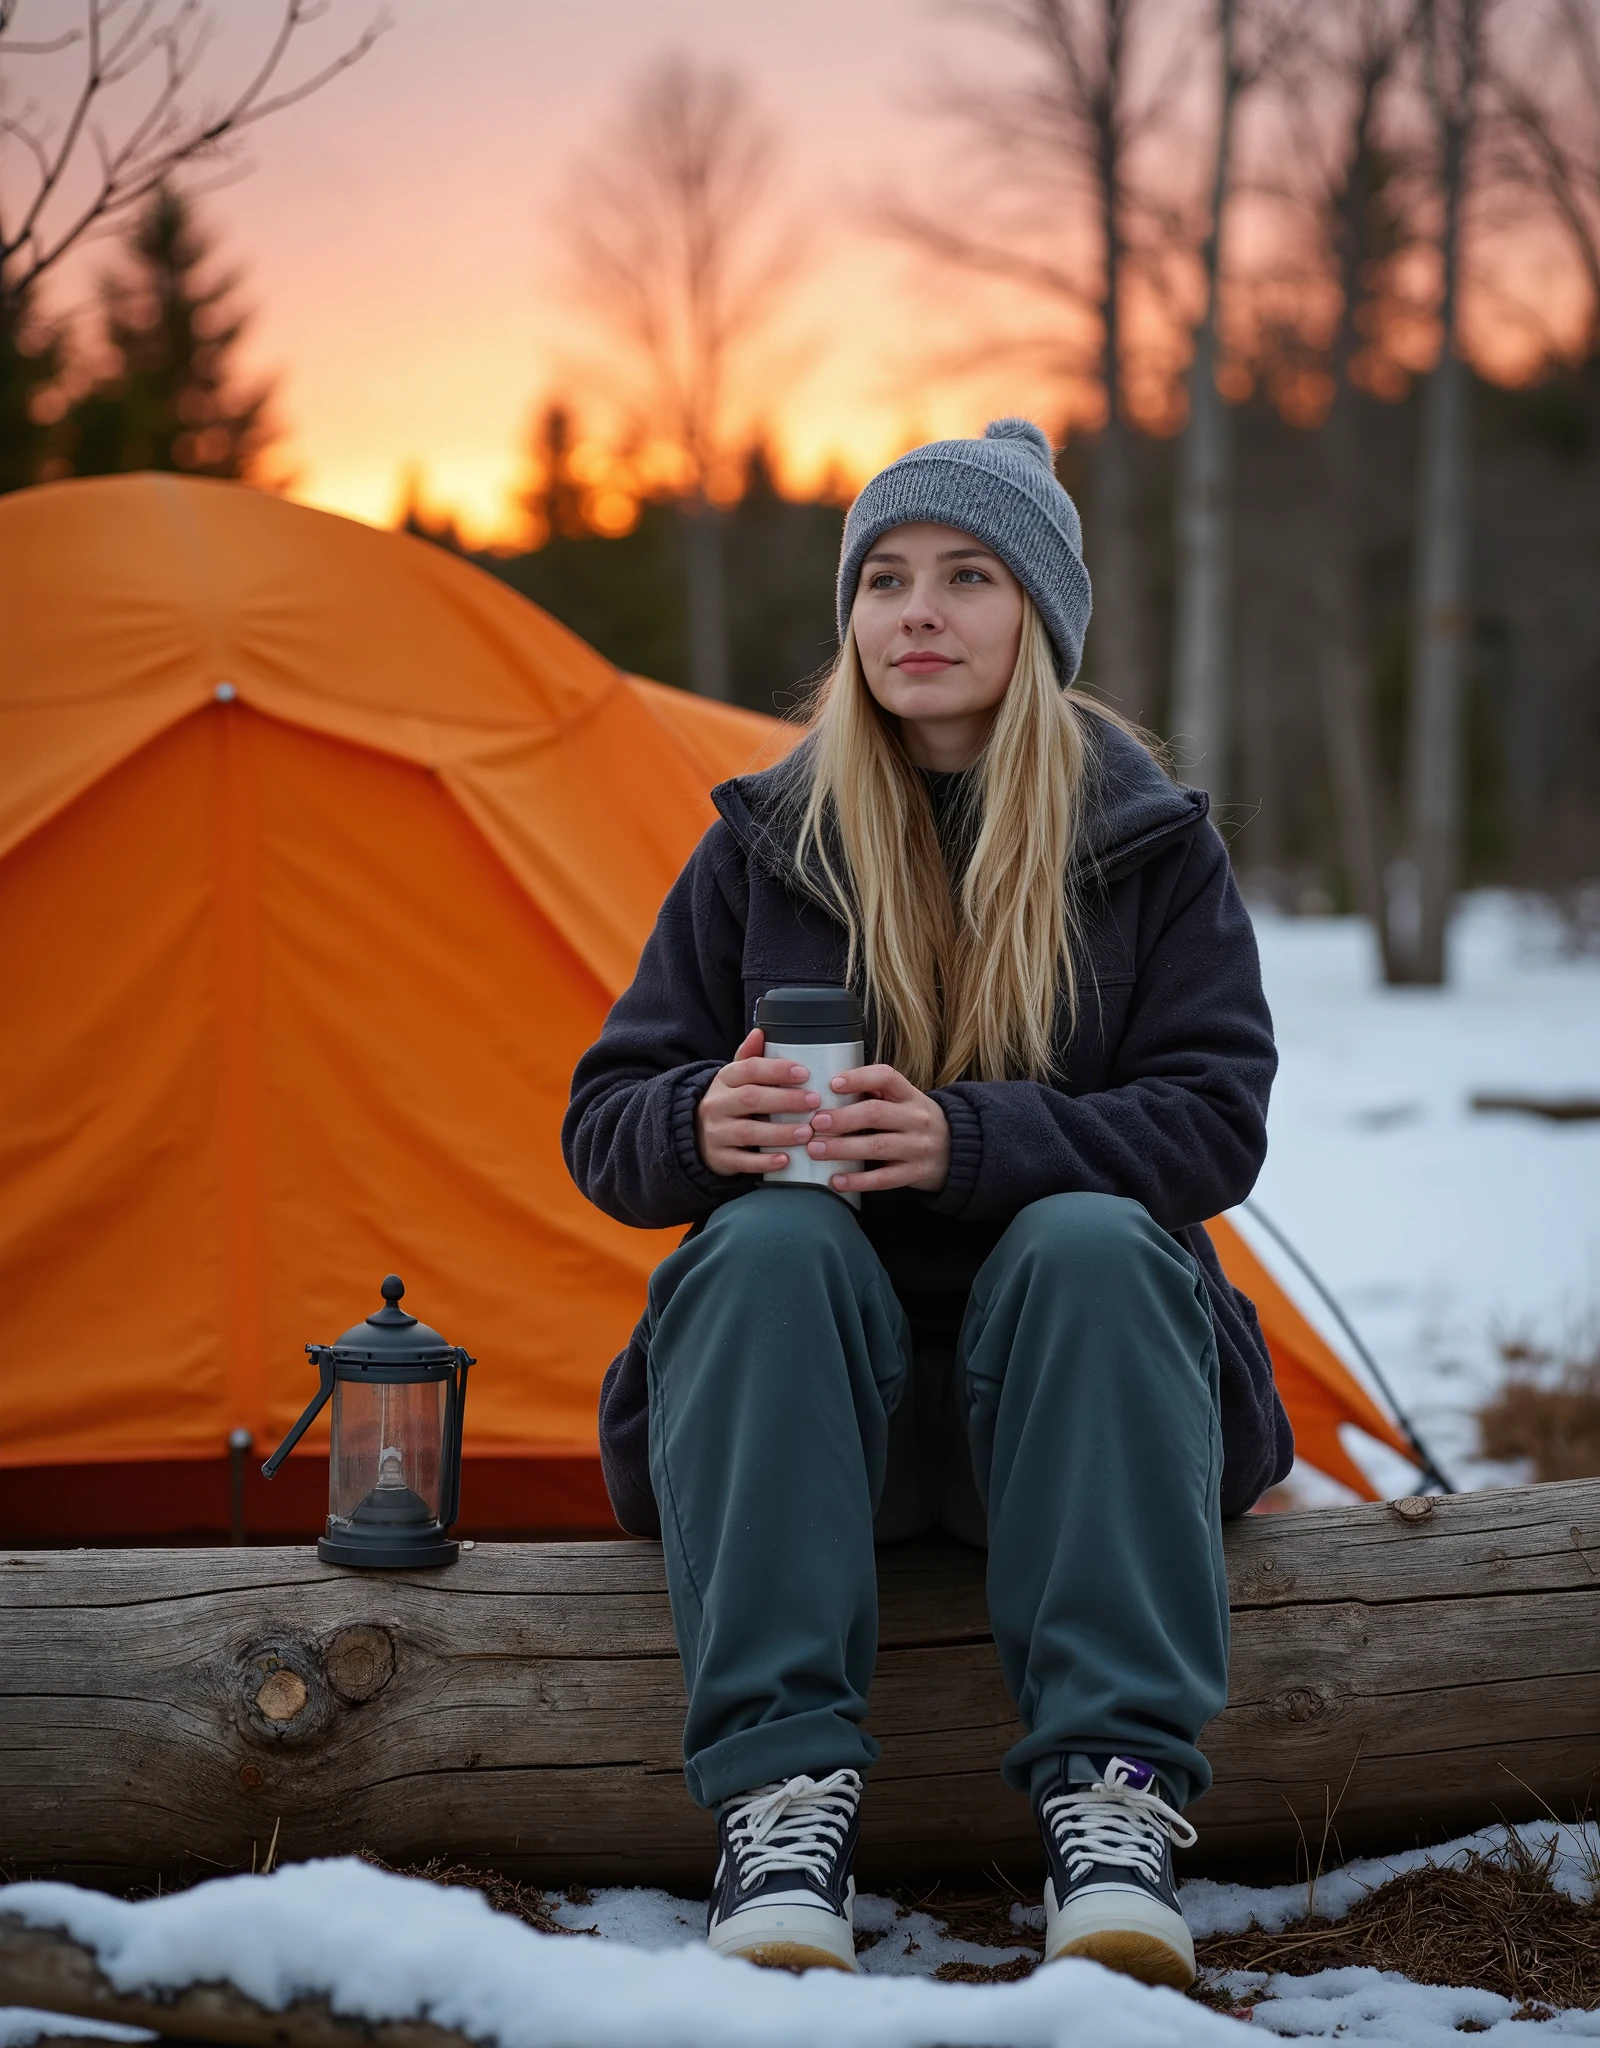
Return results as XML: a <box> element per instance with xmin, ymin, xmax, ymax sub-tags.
<box><xmin>644</xmin><ymin>1186</ymin><xmax>1228</xmax><ymax>1812</ymax></box>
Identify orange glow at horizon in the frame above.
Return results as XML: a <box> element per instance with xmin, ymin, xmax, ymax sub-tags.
<box><xmin>23</xmin><ymin>0</ymin><xmax>1588</xmax><ymax>553</ymax></box>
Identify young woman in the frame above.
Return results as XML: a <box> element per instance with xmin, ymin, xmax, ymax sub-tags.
<box><xmin>564</xmin><ymin>418</ymin><xmax>1290</xmax><ymax>1991</ymax></box>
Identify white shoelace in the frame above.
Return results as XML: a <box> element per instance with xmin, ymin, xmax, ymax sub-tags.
<box><xmin>723</xmin><ymin>1769</ymin><xmax>862</xmax><ymax>1889</ymax></box>
<box><xmin>1040</xmin><ymin>1760</ymin><xmax>1198</xmax><ymax>1887</ymax></box>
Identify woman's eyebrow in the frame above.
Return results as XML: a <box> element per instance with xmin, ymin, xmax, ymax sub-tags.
<box><xmin>862</xmin><ymin>545</ymin><xmax>998</xmax><ymax>567</ymax></box>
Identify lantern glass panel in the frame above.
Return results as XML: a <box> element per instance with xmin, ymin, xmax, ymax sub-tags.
<box><xmin>329</xmin><ymin>1376</ymin><xmax>446</xmax><ymax>1531</ymax></box>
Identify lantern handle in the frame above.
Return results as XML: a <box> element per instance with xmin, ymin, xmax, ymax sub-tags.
<box><xmin>440</xmin><ymin>1347</ymin><xmax>474</xmax><ymax>1528</ymax></box>
<box><xmin>261</xmin><ymin>1347</ymin><xmax>337</xmax><ymax>1480</ymax></box>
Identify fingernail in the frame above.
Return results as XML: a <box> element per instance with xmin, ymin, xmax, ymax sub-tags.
<box><xmin>793</xmin><ymin>1125</ymin><xmax>812</xmax><ymax>1141</ymax></box>
<box><xmin>808</xmin><ymin>1141</ymin><xmax>826</xmax><ymax>1157</ymax></box>
<box><xmin>804</xmin><ymin>1093</ymin><xmax>821</xmax><ymax>1107</ymax></box>
<box><xmin>790</xmin><ymin>1065</ymin><xmax>809</xmax><ymax>1081</ymax></box>
<box><xmin>830</xmin><ymin>1077</ymin><xmax>846</xmax><ymax>1091</ymax></box>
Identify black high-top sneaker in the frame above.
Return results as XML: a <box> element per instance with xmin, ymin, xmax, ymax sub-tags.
<box><xmin>706</xmin><ymin>1768</ymin><xmax>862</xmax><ymax>1972</ymax></box>
<box><xmin>1035</xmin><ymin>1754</ymin><xmax>1198</xmax><ymax>1988</ymax></box>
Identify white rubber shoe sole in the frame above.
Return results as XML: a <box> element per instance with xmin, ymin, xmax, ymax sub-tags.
<box><xmin>1044</xmin><ymin>1879</ymin><xmax>1196</xmax><ymax>1989</ymax></box>
<box><xmin>708</xmin><ymin>1889</ymin><xmax>857</xmax><ymax>1974</ymax></box>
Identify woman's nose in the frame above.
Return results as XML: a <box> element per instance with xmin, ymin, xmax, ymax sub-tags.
<box><xmin>899</xmin><ymin>579</ymin><xmax>946</xmax><ymax>632</ymax></box>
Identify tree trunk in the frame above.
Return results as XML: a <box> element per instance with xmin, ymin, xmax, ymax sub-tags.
<box><xmin>682</xmin><ymin>501</ymin><xmax>731</xmax><ymax>701</ymax></box>
<box><xmin>1169</xmin><ymin>0</ymin><xmax>1237</xmax><ymax>797</ymax></box>
<box><xmin>1397</xmin><ymin>339</ymin><xmax>1470</xmax><ymax>982</ymax></box>
<box><xmin>1082</xmin><ymin>41</ymin><xmax>1150</xmax><ymax>722</ymax></box>
<box><xmin>1086</xmin><ymin>411</ymin><xmax>1148</xmax><ymax>717</ymax></box>
<box><xmin>1394</xmin><ymin>1</ymin><xmax>1477</xmax><ymax>986</ymax></box>
<box><xmin>1317</xmin><ymin>382</ymin><xmax>1390</xmax><ymax>938</ymax></box>
<box><xmin>1170</xmin><ymin>324</ymin><xmax>1232</xmax><ymax>791</ymax></box>
<box><xmin>3</xmin><ymin>1481</ymin><xmax>1597</xmax><ymax>1894</ymax></box>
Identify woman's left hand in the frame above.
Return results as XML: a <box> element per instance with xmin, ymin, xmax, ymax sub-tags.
<box><xmin>807</xmin><ymin>1064</ymin><xmax>951</xmax><ymax>1196</ymax></box>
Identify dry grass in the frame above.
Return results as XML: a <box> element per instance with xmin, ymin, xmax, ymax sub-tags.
<box><xmin>1478</xmin><ymin>1329</ymin><xmax>1600</xmax><ymax>1482</ymax></box>
<box><xmin>1193</xmin><ymin>1833</ymin><xmax>1600</xmax><ymax>2018</ymax></box>
<box><xmin>874</xmin><ymin>1875</ymin><xmax>1045</xmax><ymax>1982</ymax></box>
<box><xmin>363</xmin><ymin>1853</ymin><xmax>596</xmax><ymax>1938</ymax></box>
<box><xmin>374</xmin><ymin>1839</ymin><xmax>1600</xmax><ymax>2015</ymax></box>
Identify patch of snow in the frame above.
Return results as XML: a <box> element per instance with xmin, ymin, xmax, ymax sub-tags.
<box><xmin>0</xmin><ymin>2019</ymin><xmax>150</xmax><ymax>2047</ymax></box>
<box><xmin>6</xmin><ymin>1822</ymin><xmax>1600</xmax><ymax>2047</ymax></box>
<box><xmin>1238</xmin><ymin>893</ymin><xmax>1600</xmax><ymax>1497</ymax></box>
<box><xmin>1221</xmin><ymin>1965</ymin><xmax>1600</xmax><ymax>2039</ymax></box>
<box><xmin>1179</xmin><ymin>1819</ymin><xmax>1600</xmax><ymax>1937</ymax></box>
<box><xmin>0</xmin><ymin>1859</ymin><xmax>1244</xmax><ymax>2048</ymax></box>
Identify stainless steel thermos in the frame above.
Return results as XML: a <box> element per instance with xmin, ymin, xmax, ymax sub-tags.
<box><xmin>753</xmin><ymin>985</ymin><xmax>865</xmax><ymax>1210</ymax></box>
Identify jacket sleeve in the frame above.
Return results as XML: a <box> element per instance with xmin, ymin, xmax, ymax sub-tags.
<box><xmin>562</xmin><ymin>823</ymin><xmax>757</xmax><ymax>1229</ymax></box>
<box><xmin>929</xmin><ymin>820</ymin><xmax>1276</xmax><ymax>1229</ymax></box>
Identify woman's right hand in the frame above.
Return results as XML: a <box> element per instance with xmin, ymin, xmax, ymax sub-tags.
<box><xmin>695</xmin><ymin>1028</ymin><xmax>822</xmax><ymax>1178</ymax></box>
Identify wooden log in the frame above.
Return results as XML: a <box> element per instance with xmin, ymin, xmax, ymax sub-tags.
<box><xmin>2</xmin><ymin>1480</ymin><xmax>1597</xmax><ymax>1890</ymax></box>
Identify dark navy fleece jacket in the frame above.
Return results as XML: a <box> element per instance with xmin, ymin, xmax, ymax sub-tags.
<box><xmin>563</xmin><ymin>718</ymin><xmax>1294</xmax><ymax>1533</ymax></box>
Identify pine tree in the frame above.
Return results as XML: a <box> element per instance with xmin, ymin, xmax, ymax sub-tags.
<box><xmin>522</xmin><ymin>404</ymin><xmax>591</xmax><ymax>544</ymax></box>
<box><xmin>0</xmin><ymin>288</ymin><xmax>65</xmax><ymax>495</ymax></box>
<box><xmin>64</xmin><ymin>186</ymin><xmax>275</xmax><ymax>481</ymax></box>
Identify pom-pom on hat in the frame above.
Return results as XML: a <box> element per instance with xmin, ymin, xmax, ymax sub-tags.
<box><xmin>835</xmin><ymin>417</ymin><xmax>1093</xmax><ymax>683</ymax></box>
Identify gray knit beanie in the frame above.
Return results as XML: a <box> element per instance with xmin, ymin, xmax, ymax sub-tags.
<box><xmin>835</xmin><ymin>417</ymin><xmax>1093</xmax><ymax>683</ymax></box>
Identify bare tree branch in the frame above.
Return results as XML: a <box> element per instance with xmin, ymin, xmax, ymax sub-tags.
<box><xmin>0</xmin><ymin>0</ymin><xmax>386</xmax><ymax>316</ymax></box>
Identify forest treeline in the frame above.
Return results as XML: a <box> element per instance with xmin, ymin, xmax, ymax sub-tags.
<box><xmin>2</xmin><ymin>1</ymin><xmax>1598</xmax><ymax>969</ymax></box>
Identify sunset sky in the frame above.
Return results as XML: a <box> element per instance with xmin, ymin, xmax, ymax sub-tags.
<box><xmin>36</xmin><ymin>0</ymin><xmax>1049</xmax><ymax>544</ymax></box>
<box><xmin>20</xmin><ymin>0</ymin><xmax>1580</xmax><ymax>546</ymax></box>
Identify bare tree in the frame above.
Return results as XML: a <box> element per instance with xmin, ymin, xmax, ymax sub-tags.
<box><xmin>1487</xmin><ymin>0</ymin><xmax>1600</xmax><ymax>356</ymax></box>
<box><xmin>0</xmin><ymin>2</ymin><xmax>385</xmax><ymax>334</ymax></box>
<box><xmin>1168</xmin><ymin>0</ymin><xmax>1309</xmax><ymax>797</ymax></box>
<box><xmin>890</xmin><ymin>0</ymin><xmax>1195</xmax><ymax>723</ymax></box>
<box><xmin>1302</xmin><ymin>0</ymin><xmax>1415</xmax><ymax>953</ymax></box>
<box><xmin>1392</xmin><ymin>0</ymin><xmax>1492</xmax><ymax>985</ymax></box>
<box><xmin>564</xmin><ymin>56</ymin><xmax>795</xmax><ymax>702</ymax></box>
<box><xmin>1167</xmin><ymin>0</ymin><xmax>1240</xmax><ymax>791</ymax></box>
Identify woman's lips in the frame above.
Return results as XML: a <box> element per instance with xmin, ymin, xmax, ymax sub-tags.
<box><xmin>895</xmin><ymin>655</ymin><xmax>956</xmax><ymax>672</ymax></box>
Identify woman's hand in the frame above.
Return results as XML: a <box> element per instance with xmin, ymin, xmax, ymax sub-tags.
<box><xmin>808</xmin><ymin>1063</ymin><xmax>951</xmax><ymax>1196</ymax></box>
<box><xmin>695</xmin><ymin>1029</ymin><xmax>822</xmax><ymax>1178</ymax></box>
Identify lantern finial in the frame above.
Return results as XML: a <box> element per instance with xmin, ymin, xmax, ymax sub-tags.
<box><xmin>382</xmin><ymin>1274</ymin><xmax>404</xmax><ymax>1305</ymax></box>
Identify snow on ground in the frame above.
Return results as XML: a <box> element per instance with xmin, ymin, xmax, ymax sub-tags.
<box><xmin>1235</xmin><ymin>892</ymin><xmax>1600</xmax><ymax>1500</ymax></box>
<box><xmin>2</xmin><ymin>1828</ymin><xmax>1597</xmax><ymax>2047</ymax></box>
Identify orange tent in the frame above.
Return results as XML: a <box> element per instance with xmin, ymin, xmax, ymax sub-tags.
<box><xmin>0</xmin><ymin>475</ymin><xmax>1409</xmax><ymax>1539</ymax></box>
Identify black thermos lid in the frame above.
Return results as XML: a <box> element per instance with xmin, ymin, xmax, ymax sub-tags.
<box><xmin>755</xmin><ymin>985</ymin><xmax>864</xmax><ymax>1044</ymax></box>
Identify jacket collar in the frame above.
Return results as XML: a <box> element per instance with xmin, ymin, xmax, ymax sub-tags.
<box><xmin>711</xmin><ymin>715</ymin><xmax>1206</xmax><ymax>890</ymax></box>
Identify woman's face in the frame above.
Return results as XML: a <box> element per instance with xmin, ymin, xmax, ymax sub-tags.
<box><xmin>850</xmin><ymin>522</ymin><xmax>1025</xmax><ymax>769</ymax></box>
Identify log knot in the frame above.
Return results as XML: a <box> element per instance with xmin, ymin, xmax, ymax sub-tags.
<box><xmin>323</xmin><ymin>1625</ymin><xmax>396</xmax><ymax>1705</ymax></box>
<box><xmin>236</xmin><ymin>1639</ymin><xmax>333</xmax><ymax>1749</ymax></box>
<box><xmin>1390</xmin><ymin>1495</ymin><xmax>1436</xmax><ymax>1523</ymax></box>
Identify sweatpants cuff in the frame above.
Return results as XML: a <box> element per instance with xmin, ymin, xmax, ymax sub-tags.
<box><xmin>685</xmin><ymin>1711</ymin><xmax>880</xmax><ymax>1810</ymax></box>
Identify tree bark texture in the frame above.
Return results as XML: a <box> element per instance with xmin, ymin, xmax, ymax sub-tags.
<box><xmin>3</xmin><ymin>1481</ymin><xmax>1597</xmax><ymax>1893</ymax></box>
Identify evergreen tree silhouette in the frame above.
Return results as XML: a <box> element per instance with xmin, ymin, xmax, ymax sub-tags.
<box><xmin>523</xmin><ymin>404</ymin><xmax>590</xmax><ymax>543</ymax></box>
<box><xmin>65</xmin><ymin>186</ymin><xmax>275</xmax><ymax>481</ymax></box>
<box><xmin>0</xmin><ymin>286</ymin><xmax>64</xmax><ymax>494</ymax></box>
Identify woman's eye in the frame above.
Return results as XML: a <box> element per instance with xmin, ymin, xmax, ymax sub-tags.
<box><xmin>952</xmin><ymin>567</ymin><xmax>989</xmax><ymax>584</ymax></box>
<box><xmin>868</xmin><ymin>572</ymin><xmax>901</xmax><ymax>590</ymax></box>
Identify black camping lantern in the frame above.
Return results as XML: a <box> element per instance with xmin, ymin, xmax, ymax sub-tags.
<box><xmin>262</xmin><ymin>1276</ymin><xmax>474</xmax><ymax>1567</ymax></box>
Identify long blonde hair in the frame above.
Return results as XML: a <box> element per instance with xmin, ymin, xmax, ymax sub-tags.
<box><xmin>792</xmin><ymin>594</ymin><xmax>1111</xmax><ymax>1089</ymax></box>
